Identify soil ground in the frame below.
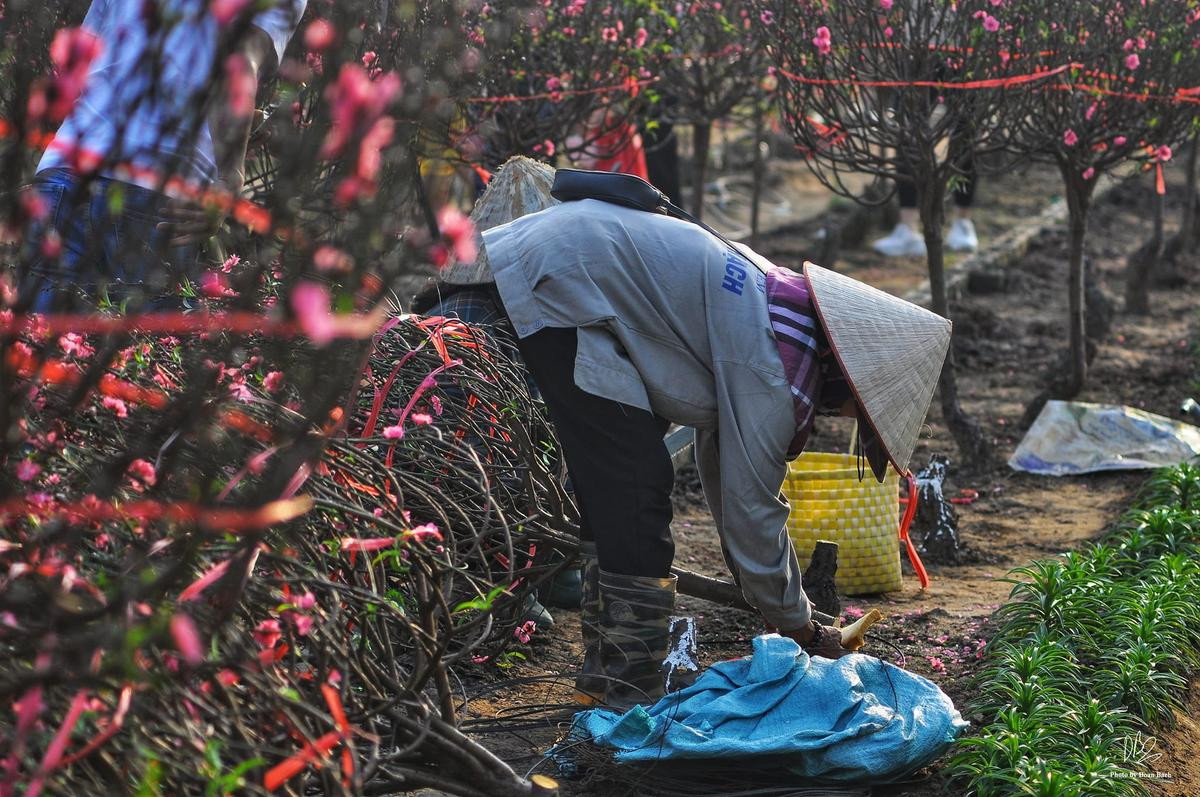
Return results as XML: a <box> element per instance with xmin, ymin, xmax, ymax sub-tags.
<box><xmin>458</xmin><ymin>159</ymin><xmax>1200</xmax><ymax>796</ymax></box>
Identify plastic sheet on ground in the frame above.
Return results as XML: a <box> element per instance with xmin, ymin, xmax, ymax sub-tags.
<box><xmin>562</xmin><ymin>635</ymin><xmax>967</xmax><ymax>783</ymax></box>
<box><xmin>1009</xmin><ymin>400</ymin><xmax>1200</xmax><ymax>476</ymax></box>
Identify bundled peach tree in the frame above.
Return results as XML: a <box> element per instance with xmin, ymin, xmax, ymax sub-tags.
<box><xmin>0</xmin><ymin>1</ymin><xmax>574</xmax><ymax>794</ymax></box>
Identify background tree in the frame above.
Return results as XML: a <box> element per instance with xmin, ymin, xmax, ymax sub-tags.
<box><xmin>646</xmin><ymin>0</ymin><xmax>771</xmax><ymax>220</ymax></box>
<box><xmin>461</xmin><ymin>0</ymin><xmax>662</xmax><ymax>169</ymax></box>
<box><xmin>1002</xmin><ymin>1</ymin><xmax>1200</xmax><ymax>403</ymax></box>
<box><xmin>758</xmin><ymin>0</ymin><xmax>1027</xmax><ymax>466</ymax></box>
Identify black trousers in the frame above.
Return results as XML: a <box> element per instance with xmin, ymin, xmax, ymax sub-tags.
<box><xmin>514</xmin><ymin>326</ymin><xmax>675</xmax><ymax>579</ymax></box>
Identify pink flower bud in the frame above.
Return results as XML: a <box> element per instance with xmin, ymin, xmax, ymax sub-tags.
<box><xmin>305</xmin><ymin>19</ymin><xmax>335</xmax><ymax>51</ymax></box>
<box><xmin>171</xmin><ymin>614</ymin><xmax>204</xmax><ymax>665</ymax></box>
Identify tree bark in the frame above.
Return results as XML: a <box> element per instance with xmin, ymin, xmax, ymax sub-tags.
<box><xmin>919</xmin><ymin>185</ymin><xmax>992</xmax><ymax>468</ymax></box>
<box><xmin>1182</xmin><ymin>135</ymin><xmax>1199</xmax><ymax>252</ymax></box>
<box><xmin>1060</xmin><ymin>174</ymin><xmax>1093</xmax><ymax>398</ymax></box>
<box><xmin>750</xmin><ymin>97</ymin><xmax>765</xmax><ymax>249</ymax></box>
<box><xmin>692</xmin><ymin>121</ymin><xmax>711</xmax><ymax>221</ymax></box>
<box><xmin>1125</xmin><ymin>174</ymin><xmax>1164</xmax><ymax>315</ymax></box>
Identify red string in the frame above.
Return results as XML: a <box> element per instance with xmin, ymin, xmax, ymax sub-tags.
<box><xmin>1</xmin><ymin>311</ymin><xmax>299</xmax><ymax>338</ymax></box>
<box><xmin>464</xmin><ymin>76</ymin><xmax>658</xmax><ymax>104</ymax></box>
<box><xmin>0</xmin><ymin>495</ymin><xmax>313</xmax><ymax>532</ymax></box>
<box><xmin>777</xmin><ymin>61</ymin><xmax>1081</xmax><ymax>92</ymax></box>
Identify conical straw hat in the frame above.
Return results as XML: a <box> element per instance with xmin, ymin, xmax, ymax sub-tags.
<box><xmin>803</xmin><ymin>261</ymin><xmax>951</xmax><ymax>478</ymax></box>
<box><xmin>441</xmin><ymin>155</ymin><xmax>558</xmax><ymax>285</ymax></box>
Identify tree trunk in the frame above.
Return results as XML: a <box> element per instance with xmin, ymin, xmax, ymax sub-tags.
<box><xmin>1125</xmin><ymin>174</ymin><xmax>1164</xmax><ymax>315</ymax></box>
<box><xmin>919</xmin><ymin>188</ymin><xmax>992</xmax><ymax>468</ymax></box>
<box><xmin>692</xmin><ymin>121</ymin><xmax>711</xmax><ymax>221</ymax></box>
<box><xmin>1183</xmin><ymin>135</ymin><xmax>1199</xmax><ymax>252</ymax></box>
<box><xmin>1061</xmin><ymin>174</ymin><xmax>1093</xmax><ymax>398</ymax></box>
<box><xmin>750</xmin><ymin>97</ymin><xmax>765</xmax><ymax>249</ymax></box>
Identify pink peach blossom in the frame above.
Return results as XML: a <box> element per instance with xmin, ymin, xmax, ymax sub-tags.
<box><xmin>170</xmin><ymin>614</ymin><xmax>204</xmax><ymax>665</ymax></box>
<box><xmin>58</xmin><ymin>333</ymin><xmax>93</xmax><ymax>358</ymax></box>
<box><xmin>127</xmin><ymin>458</ymin><xmax>156</xmax><ymax>486</ymax></box>
<box><xmin>15</xmin><ymin>460</ymin><xmax>40</xmax><ymax>482</ymax></box>
<box><xmin>305</xmin><ymin>19</ymin><xmax>335</xmax><ymax>50</ymax></box>
<box><xmin>403</xmin><ymin>522</ymin><xmax>443</xmax><ymax>543</ymax></box>
<box><xmin>101</xmin><ymin>396</ymin><xmax>128</xmax><ymax>418</ymax></box>
<box><xmin>812</xmin><ymin>26</ymin><xmax>832</xmax><ymax>55</ymax></box>
<box><xmin>340</xmin><ymin>537</ymin><xmax>398</xmax><ymax>552</ymax></box>
<box><xmin>314</xmin><ymin>245</ymin><xmax>354</xmax><ymax>273</ymax></box>
<box><xmin>211</xmin><ymin>0</ymin><xmax>252</xmax><ymax>25</ymax></box>
<box><xmin>224</xmin><ymin>54</ymin><xmax>256</xmax><ymax>118</ymax></box>
<box><xmin>437</xmin><ymin>207</ymin><xmax>477</xmax><ymax>264</ymax></box>
<box><xmin>254</xmin><ymin>619</ymin><xmax>281</xmax><ymax>649</ymax></box>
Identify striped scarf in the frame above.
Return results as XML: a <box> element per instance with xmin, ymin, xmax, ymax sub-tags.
<box><xmin>765</xmin><ymin>266</ymin><xmax>850</xmax><ymax>458</ymax></box>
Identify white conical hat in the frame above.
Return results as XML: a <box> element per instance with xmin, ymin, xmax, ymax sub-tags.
<box><xmin>803</xmin><ymin>261</ymin><xmax>951</xmax><ymax>478</ymax></box>
<box><xmin>441</xmin><ymin>155</ymin><xmax>558</xmax><ymax>285</ymax></box>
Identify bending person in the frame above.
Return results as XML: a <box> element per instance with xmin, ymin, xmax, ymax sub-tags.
<box><xmin>482</xmin><ymin>193</ymin><xmax>950</xmax><ymax>710</ymax></box>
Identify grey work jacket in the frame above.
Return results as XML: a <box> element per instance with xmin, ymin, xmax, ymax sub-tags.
<box><xmin>484</xmin><ymin>199</ymin><xmax>812</xmax><ymax>631</ymax></box>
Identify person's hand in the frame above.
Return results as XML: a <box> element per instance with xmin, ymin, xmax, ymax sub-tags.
<box><xmin>781</xmin><ymin>620</ymin><xmax>851</xmax><ymax>660</ymax></box>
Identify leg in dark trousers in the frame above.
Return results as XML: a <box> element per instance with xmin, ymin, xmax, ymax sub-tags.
<box><xmin>514</xmin><ymin>326</ymin><xmax>675</xmax><ymax>578</ymax></box>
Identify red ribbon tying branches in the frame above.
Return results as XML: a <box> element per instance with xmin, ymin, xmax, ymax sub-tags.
<box><xmin>0</xmin><ymin>495</ymin><xmax>314</xmax><ymax>532</ymax></box>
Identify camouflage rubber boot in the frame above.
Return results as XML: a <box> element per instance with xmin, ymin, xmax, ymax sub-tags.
<box><xmin>597</xmin><ymin>569</ymin><xmax>677</xmax><ymax>711</ymax></box>
<box><xmin>573</xmin><ymin>542</ymin><xmax>604</xmax><ymax>706</ymax></box>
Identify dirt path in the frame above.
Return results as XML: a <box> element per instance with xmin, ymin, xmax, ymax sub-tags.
<box><xmin>461</xmin><ymin>162</ymin><xmax>1200</xmax><ymax>795</ymax></box>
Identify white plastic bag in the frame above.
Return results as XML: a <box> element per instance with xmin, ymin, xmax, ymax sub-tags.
<box><xmin>1009</xmin><ymin>400</ymin><xmax>1200</xmax><ymax>476</ymax></box>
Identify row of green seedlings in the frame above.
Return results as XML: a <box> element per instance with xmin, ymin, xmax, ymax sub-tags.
<box><xmin>947</xmin><ymin>464</ymin><xmax>1200</xmax><ymax>797</ymax></box>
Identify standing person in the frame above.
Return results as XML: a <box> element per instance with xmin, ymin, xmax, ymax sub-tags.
<box><xmin>641</xmin><ymin>120</ymin><xmax>682</xmax><ymax>207</ymax></box>
<box><xmin>872</xmin><ymin>60</ymin><xmax>979</xmax><ymax>258</ymax></box>
<box><xmin>872</xmin><ymin>142</ymin><xmax>978</xmax><ymax>258</ymax></box>
<box><xmin>572</xmin><ymin>109</ymin><xmax>650</xmax><ymax>180</ymax></box>
<box><xmin>21</xmin><ymin>0</ymin><xmax>306</xmax><ymax>312</ymax></box>
<box><xmin>482</xmin><ymin>192</ymin><xmax>951</xmax><ymax>709</ymax></box>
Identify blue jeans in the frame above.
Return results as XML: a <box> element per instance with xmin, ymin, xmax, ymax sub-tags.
<box><xmin>21</xmin><ymin>168</ymin><xmax>201</xmax><ymax>312</ymax></box>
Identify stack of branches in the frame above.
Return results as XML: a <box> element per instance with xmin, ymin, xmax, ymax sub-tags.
<box><xmin>0</xmin><ymin>311</ymin><xmax>571</xmax><ymax>796</ymax></box>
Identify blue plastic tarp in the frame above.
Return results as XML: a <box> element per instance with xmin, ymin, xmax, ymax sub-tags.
<box><xmin>568</xmin><ymin>634</ymin><xmax>968</xmax><ymax>783</ymax></box>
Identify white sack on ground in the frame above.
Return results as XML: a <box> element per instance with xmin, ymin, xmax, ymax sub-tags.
<box><xmin>1009</xmin><ymin>400</ymin><xmax>1200</xmax><ymax>476</ymax></box>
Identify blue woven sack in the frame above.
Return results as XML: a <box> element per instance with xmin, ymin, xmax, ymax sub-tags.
<box><xmin>566</xmin><ymin>634</ymin><xmax>968</xmax><ymax>783</ymax></box>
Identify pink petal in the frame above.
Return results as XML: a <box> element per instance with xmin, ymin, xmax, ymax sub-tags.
<box><xmin>170</xmin><ymin>613</ymin><xmax>204</xmax><ymax>666</ymax></box>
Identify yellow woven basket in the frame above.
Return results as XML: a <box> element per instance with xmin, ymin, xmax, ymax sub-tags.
<box><xmin>783</xmin><ymin>451</ymin><xmax>904</xmax><ymax>595</ymax></box>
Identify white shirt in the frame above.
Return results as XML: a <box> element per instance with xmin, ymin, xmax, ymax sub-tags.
<box><xmin>38</xmin><ymin>0</ymin><xmax>305</xmax><ymax>187</ymax></box>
